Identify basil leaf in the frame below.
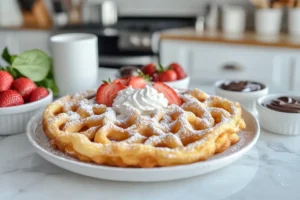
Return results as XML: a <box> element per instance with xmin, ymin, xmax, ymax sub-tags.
<box><xmin>12</xmin><ymin>49</ymin><xmax>51</xmax><ymax>82</ymax></box>
<box><xmin>2</xmin><ymin>47</ymin><xmax>12</xmax><ymax>64</ymax></box>
<box><xmin>36</xmin><ymin>78</ymin><xmax>59</xmax><ymax>97</ymax></box>
<box><xmin>6</xmin><ymin>67</ymin><xmax>19</xmax><ymax>79</ymax></box>
<box><xmin>10</xmin><ymin>55</ymin><xmax>17</xmax><ymax>63</ymax></box>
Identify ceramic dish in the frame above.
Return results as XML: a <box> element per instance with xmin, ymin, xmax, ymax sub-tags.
<box><xmin>257</xmin><ymin>94</ymin><xmax>300</xmax><ymax>135</ymax></box>
<box><xmin>26</xmin><ymin>108</ymin><xmax>259</xmax><ymax>182</ymax></box>
<box><xmin>0</xmin><ymin>90</ymin><xmax>53</xmax><ymax>135</ymax></box>
<box><xmin>156</xmin><ymin>76</ymin><xmax>190</xmax><ymax>89</ymax></box>
<box><xmin>215</xmin><ymin>80</ymin><xmax>268</xmax><ymax>115</ymax></box>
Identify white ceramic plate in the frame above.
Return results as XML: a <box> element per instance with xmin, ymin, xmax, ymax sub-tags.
<box><xmin>27</xmin><ymin>109</ymin><xmax>259</xmax><ymax>182</ymax></box>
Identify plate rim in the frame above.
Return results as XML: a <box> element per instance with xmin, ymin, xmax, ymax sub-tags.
<box><xmin>26</xmin><ymin>108</ymin><xmax>260</xmax><ymax>172</ymax></box>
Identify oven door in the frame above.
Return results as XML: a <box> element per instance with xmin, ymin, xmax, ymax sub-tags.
<box><xmin>99</xmin><ymin>55</ymin><xmax>158</xmax><ymax>69</ymax></box>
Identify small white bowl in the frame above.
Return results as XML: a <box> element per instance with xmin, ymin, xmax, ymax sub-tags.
<box><xmin>0</xmin><ymin>90</ymin><xmax>53</xmax><ymax>135</ymax></box>
<box><xmin>153</xmin><ymin>76</ymin><xmax>190</xmax><ymax>89</ymax></box>
<box><xmin>257</xmin><ymin>94</ymin><xmax>300</xmax><ymax>136</ymax></box>
<box><xmin>215</xmin><ymin>80</ymin><xmax>269</xmax><ymax>115</ymax></box>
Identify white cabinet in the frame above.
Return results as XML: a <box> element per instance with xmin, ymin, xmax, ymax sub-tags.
<box><xmin>16</xmin><ymin>31</ymin><xmax>50</xmax><ymax>54</ymax></box>
<box><xmin>160</xmin><ymin>39</ymin><xmax>300</xmax><ymax>92</ymax></box>
<box><xmin>0</xmin><ymin>30</ymin><xmax>50</xmax><ymax>55</ymax></box>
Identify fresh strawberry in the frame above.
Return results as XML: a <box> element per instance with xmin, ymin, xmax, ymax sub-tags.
<box><xmin>127</xmin><ymin>71</ymin><xmax>150</xmax><ymax>89</ymax></box>
<box><xmin>28</xmin><ymin>87</ymin><xmax>49</xmax><ymax>102</ymax></box>
<box><xmin>0</xmin><ymin>71</ymin><xmax>14</xmax><ymax>92</ymax></box>
<box><xmin>141</xmin><ymin>63</ymin><xmax>157</xmax><ymax>77</ymax></box>
<box><xmin>0</xmin><ymin>90</ymin><xmax>24</xmax><ymax>107</ymax></box>
<box><xmin>113</xmin><ymin>78</ymin><xmax>129</xmax><ymax>86</ymax></box>
<box><xmin>153</xmin><ymin>82</ymin><xmax>182</xmax><ymax>106</ymax></box>
<box><xmin>168</xmin><ymin>63</ymin><xmax>186</xmax><ymax>80</ymax></box>
<box><xmin>157</xmin><ymin>70</ymin><xmax>177</xmax><ymax>82</ymax></box>
<box><xmin>128</xmin><ymin>76</ymin><xmax>148</xmax><ymax>89</ymax></box>
<box><xmin>152</xmin><ymin>73</ymin><xmax>159</xmax><ymax>82</ymax></box>
<box><xmin>96</xmin><ymin>81</ymin><xmax>126</xmax><ymax>106</ymax></box>
<box><xmin>12</xmin><ymin>77</ymin><xmax>37</xmax><ymax>101</ymax></box>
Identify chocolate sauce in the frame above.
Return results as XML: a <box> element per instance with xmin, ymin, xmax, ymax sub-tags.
<box><xmin>265</xmin><ymin>97</ymin><xmax>300</xmax><ymax>113</ymax></box>
<box><xmin>220</xmin><ymin>81</ymin><xmax>264</xmax><ymax>92</ymax></box>
<box><xmin>119</xmin><ymin>66</ymin><xmax>139</xmax><ymax>78</ymax></box>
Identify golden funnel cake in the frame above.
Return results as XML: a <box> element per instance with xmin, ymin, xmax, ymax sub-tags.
<box><xmin>42</xmin><ymin>89</ymin><xmax>246</xmax><ymax>168</ymax></box>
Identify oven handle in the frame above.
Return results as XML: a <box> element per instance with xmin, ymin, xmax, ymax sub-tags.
<box><xmin>98</xmin><ymin>55</ymin><xmax>158</xmax><ymax>66</ymax></box>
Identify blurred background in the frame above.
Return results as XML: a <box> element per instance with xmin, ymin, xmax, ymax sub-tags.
<box><xmin>0</xmin><ymin>0</ymin><xmax>299</xmax><ymax>92</ymax></box>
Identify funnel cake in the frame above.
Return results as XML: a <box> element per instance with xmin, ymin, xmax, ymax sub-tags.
<box><xmin>42</xmin><ymin>89</ymin><xmax>246</xmax><ymax>168</ymax></box>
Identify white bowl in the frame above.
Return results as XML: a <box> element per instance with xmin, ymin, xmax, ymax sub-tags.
<box><xmin>257</xmin><ymin>94</ymin><xmax>300</xmax><ymax>136</ymax></box>
<box><xmin>215</xmin><ymin>80</ymin><xmax>269</xmax><ymax>115</ymax></box>
<box><xmin>153</xmin><ymin>76</ymin><xmax>190</xmax><ymax>89</ymax></box>
<box><xmin>0</xmin><ymin>90</ymin><xmax>53</xmax><ymax>135</ymax></box>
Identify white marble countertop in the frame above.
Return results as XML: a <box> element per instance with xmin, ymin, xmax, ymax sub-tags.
<box><xmin>0</xmin><ymin>70</ymin><xmax>299</xmax><ymax>200</ymax></box>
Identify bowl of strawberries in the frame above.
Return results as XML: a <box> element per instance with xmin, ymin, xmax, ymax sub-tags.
<box><xmin>0</xmin><ymin>71</ymin><xmax>53</xmax><ymax>135</ymax></box>
<box><xmin>118</xmin><ymin>63</ymin><xmax>190</xmax><ymax>89</ymax></box>
<box><xmin>141</xmin><ymin>62</ymin><xmax>190</xmax><ymax>89</ymax></box>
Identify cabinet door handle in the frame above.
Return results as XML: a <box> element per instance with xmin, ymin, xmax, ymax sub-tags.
<box><xmin>221</xmin><ymin>63</ymin><xmax>243</xmax><ymax>71</ymax></box>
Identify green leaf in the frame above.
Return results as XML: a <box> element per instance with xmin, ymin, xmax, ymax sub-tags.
<box><xmin>2</xmin><ymin>47</ymin><xmax>12</xmax><ymax>64</ymax></box>
<box><xmin>10</xmin><ymin>55</ymin><xmax>17</xmax><ymax>63</ymax></box>
<box><xmin>12</xmin><ymin>49</ymin><xmax>51</xmax><ymax>82</ymax></box>
<box><xmin>36</xmin><ymin>78</ymin><xmax>59</xmax><ymax>96</ymax></box>
<box><xmin>6</xmin><ymin>67</ymin><xmax>20</xmax><ymax>79</ymax></box>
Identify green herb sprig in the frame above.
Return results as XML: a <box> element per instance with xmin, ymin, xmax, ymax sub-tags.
<box><xmin>0</xmin><ymin>47</ymin><xmax>59</xmax><ymax>96</ymax></box>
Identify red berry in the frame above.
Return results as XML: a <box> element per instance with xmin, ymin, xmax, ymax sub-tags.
<box><xmin>141</xmin><ymin>63</ymin><xmax>157</xmax><ymax>76</ymax></box>
<box><xmin>0</xmin><ymin>71</ymin><xmax>14</xmax><ymax>92</ymax></box>
<box><xmin>113</xmin><ymin>78</ymin><xmax>129</xmax><ymax>86</ymax></box>
<box><xmin>28</xmin><ymin>87</ymin><xmax>49</xmax><ymax>102</ymax></box>
<box><xmin>169</xmin><ymin>63</ymin><xmax>186</xmax><ymax>80</ymax></box>
<box><xmin>157</xmin><ymin>70</ymin><xmax>177</xmax><ymax>82</ymax></box>
<box><xmin>0</xmin><ymin>90</ymin><xmax>24</xmax><ymax>107</ymax></box>
<box><xmin>12</xmin><ymin>78</ymin><xmax>37</xmax><ymax>101</ymax></box>
<box><xmin>96</xmin><ymin>82</ymin><xmax>126</xmax><ymax>107</ymax></box>
<box><xmin>153</xmin><ymin>82</ymin><xmax>182</xmax><ymax>106</ymax></box>
<box><xmin>128</xmin><ymin>76</ymin><xmax>148</xmax><ymax>89</ymax></box>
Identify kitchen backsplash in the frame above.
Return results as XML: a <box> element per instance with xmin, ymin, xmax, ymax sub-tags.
<box><xmin>88</xmin><ymin>0</ymin><xmax>252</xmax><ymax>16</ymax></box>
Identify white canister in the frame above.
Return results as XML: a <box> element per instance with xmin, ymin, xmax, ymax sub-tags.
<box><xmin>222</xmin><ymin>6</ymin><xmax>246</xmax><ymax>34</ymax></box>
<box><xmin>288</xmin><ymin>8</ymin><xmax>300</xmax><ymax>36</ymax></box>
<box><xmin>50</xmin><ymin>33</ymin><xmax>99</xmax><ymax>96</ymax></box>
<box><xmin>255</xmin><ymin>9</ymin><xmax>283</xmax><ymax>36</ymax></box>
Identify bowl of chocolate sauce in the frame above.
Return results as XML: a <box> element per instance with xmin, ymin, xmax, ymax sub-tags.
<box><xmin>257</xmin><ymin>94</ymin><xmax>300</xmax><ymax>135</ymax></box>
<box><xmin>215</xmin><ymin>80</ymin><xmax>269</xmax><ymax>115</ymax></box>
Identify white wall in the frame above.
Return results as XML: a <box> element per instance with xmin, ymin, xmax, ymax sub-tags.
<box><xmin>88</xmin><ymin>0</ymin><xmax>251</xmax><ymax>16</ymax></box>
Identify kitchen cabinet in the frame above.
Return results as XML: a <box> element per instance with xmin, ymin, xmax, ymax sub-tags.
<box><xmin>160</xmin><ymin>39</ymin><xmax>300</xmax><ymax>92</ymax></box>
<box><xmin>16</xmin><ymin>31</ymin><xmax>50</xmax><ymax>54</ymax></box>
<box><xmin>0</xmin><ymin>30</ymin><xmax>50</xmax><ymax>56</ymax></box>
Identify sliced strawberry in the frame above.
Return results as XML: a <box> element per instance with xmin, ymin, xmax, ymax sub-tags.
<box><xmin>169</xmin><ymin>63</ymin><xmax>186</xmax><ymax>80</ymax></box>
<box><xmin>96</xmin><ymin>82</ymin><xmax>126</xmax><ymax>106</ymax></box>
<box><xmin>0</xmin><ymin>90</ymin><xmax>24</xmax><ymax>107</ymax></box>
<box><xmin>157</xmin><ymin>70</ymin><xmax>177</xmax><ymax>82</ymax></box>
<box><xmin>128</xmin><ymin>76</ymin><xmax>148</xmax><ymax>89</ymax></box>
<box><xmin>141</xmin><ymin>63</ymin><xmax>157</xmax><ymax>76</ymax></box>
<box><xmin>12</xmin><ymin>77</ymin><xmax>37</xmax><ymax>101</ymax></box>
<box><xmin>153</xmin><ymin>82</ymin><xmax>182</xmax><ymax>105</ymax></box>
<box><xmin>113</xmin><ymin>78</ymin><xmax>129</xmax><ymax>86</ymax></box>
<box><xmin>28</xmin><ymin>87</ymin><xmax>49</xmax><ymax>102</ymax></box>
<box><xmin>0</xmin><ymin>71</ymin><xmax>14</xmax><ymax>92</ymax></box>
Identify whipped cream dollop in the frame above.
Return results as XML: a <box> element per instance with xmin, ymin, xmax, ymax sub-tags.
<box><xmin>112</xmin><ymin>85</ymin><xmax>168</xmax><ymax>115</ymax></box>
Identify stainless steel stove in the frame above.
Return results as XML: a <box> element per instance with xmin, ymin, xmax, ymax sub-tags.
<box><xmin>53</xmin><ymin>16</ymin><xmax>195</xmax><ymax>69</ymax></box>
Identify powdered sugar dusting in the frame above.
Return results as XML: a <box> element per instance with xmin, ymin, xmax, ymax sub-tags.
<box><xmin>42</xmin><ymin>87</ymin><xmax>249</xmax><ymax>163</ymax></box>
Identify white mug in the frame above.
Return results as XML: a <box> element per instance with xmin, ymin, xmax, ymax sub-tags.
<box><xmin>255</xmin><ymin>9</ymin><xmax>283</xmax><ymax>36</ymax></box>
<box><xmin>288</xmin><ymin>8</ymin><xmax>300</xmax><ymax>36</ymax></box>
<box><xmin>222</xmin><ymin>6</ymin><xmax>246</xmax><ymax>34</ymax></box>
<box><xmin>50</xmin><ymin>33</ymin><xmax>99</xmax><ymax>96</ymax></box>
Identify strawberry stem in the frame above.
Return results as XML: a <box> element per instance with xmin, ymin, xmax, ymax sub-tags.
<box><xmin>102</xmin><ymin>78</ymin><xmax>112</xmax><ymax>84</ymax></box>
<box><xmin>137</xmin><ymin>70</ymin><xmax>151</xmax><ymax>81</ymax></box>
<box><xmin>156</xmin><ymin>64</ymin><xmax>166</xmax><ymax>73</ymax></box>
